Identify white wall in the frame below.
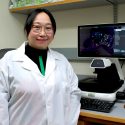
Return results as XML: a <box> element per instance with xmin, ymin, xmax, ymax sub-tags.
<box><xmin>51</xmin><ymin>5</ymin><xmax>113</xmax><ymax>48</ymax></box>
<box><xmin>0</xmin><ymin>0</ymin><xmax>26</xmax><ymax>49</ymax></box>
<box><xmin>1</xmin><ymin>1</ymin><xmax>125</xmax><ymax>77</ymax></box>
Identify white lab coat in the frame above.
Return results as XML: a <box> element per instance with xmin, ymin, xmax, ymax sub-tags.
<box><xmin>0</xmin><ymin>42</ymin><xmax>81</xmax><ymax>125</ymax></box>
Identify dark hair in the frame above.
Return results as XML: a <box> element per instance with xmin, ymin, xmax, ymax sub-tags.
<box><xmin>24</xmin><ymin>8</ymin><xmax>56</xmax><ymax>36</ymax></box>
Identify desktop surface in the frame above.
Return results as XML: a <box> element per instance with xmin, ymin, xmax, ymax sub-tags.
<box><xmin>79</xmin><ymin>100</ymin><xmax>125</xmax><ymax>124</ymax></box>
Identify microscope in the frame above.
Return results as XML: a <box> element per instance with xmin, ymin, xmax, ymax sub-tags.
<box><xmin>79</xmin><ymin>58</ymin><xmax>125</xmax><ymax>101</ymax></box>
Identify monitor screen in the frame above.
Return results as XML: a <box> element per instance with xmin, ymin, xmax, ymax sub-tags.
<box><xmin>78</xmin><ymin>23</ymin><xmax>125</xmax><ymax>59</ymax></box>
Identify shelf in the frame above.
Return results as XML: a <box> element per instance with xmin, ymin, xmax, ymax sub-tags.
<box><xmin>9</xmin><ymin>0</ymin><xmax>125</xmax><ymax>14</ymax></box>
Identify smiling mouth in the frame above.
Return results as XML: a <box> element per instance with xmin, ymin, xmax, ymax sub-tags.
<box><xmin>36</xmin><ymin>38</ymin><xmax>48</xmax><ymax>41</ymax></box>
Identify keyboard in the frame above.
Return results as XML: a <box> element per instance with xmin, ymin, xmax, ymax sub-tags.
<box><xmin>80</xmin><ymin>97</ymin><xmax>115</xmax><ymax>113</ymax></box>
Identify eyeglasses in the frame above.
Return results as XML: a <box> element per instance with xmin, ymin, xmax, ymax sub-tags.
<box><xmin>32</xmin><ymin>24</ymin><xmax>53</xmax><ymax>34</ymax></box>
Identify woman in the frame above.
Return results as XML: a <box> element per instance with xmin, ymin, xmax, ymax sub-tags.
<box><xmin>0</xmin><ymin>8</ymin><xmax>81</xmax><ymax>125</ymax></box>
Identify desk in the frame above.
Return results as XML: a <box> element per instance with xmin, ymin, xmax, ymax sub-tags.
<box><xmin>78</xmin><ymin>100</ymin><xmax>125</xmax><ymax>125</ymax></box>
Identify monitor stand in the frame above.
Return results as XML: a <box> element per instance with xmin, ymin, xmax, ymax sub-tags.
<box><xmin>78</xmin><ymin>58</ymin><xmax>125</xmax><ymax>101</ymax></box>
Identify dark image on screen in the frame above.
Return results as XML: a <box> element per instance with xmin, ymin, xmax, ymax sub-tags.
<box><xmin>78</xmin><ymin>23</ymin><xmax>125</xmax><ymax>58</ymax></box>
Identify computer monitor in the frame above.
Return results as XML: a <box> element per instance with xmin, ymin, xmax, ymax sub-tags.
<box><xmin>78</xmin><ymin>23</ymin><xmax>125</xmax><ymax>59</ymax></box>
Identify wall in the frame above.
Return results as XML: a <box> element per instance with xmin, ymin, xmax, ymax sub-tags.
<box><xmin>1</xmin><ymin>1</ymin><xmax>125</xmax><ymax>77</ymax></box>
<box><xmin>0</xmin><ymin>0</ymin><xmax>26</xmax><ymax>49</ymax></box>
<box><xmin>51</xmin><ymin>5</ymin><xmax>113</xmax><ymax>48</ymax></box>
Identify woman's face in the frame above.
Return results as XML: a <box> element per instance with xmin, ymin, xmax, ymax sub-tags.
<box><xmin>28</xmin><ymin>12</ymin><xmax>54</xmax><ymax>49</ymax></box>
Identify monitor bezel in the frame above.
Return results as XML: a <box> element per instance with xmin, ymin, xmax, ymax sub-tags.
<box><xmin>78</xmin><ymin>23</ymin><xmax>125</xmax><ymax>59</ymax></box>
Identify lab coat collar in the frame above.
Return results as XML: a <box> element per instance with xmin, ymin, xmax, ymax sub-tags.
<box><xmin>12</xmin><ymin>42</ymin><xmax>40</xmax><ymax>74</ymax></box>
<box><xmin>13</xmin><ymin>41</ymin><xmax>62</xmax><ymax>61</ymax></box>
<box><xmin>12</xmin><ymin>42</ymin><xmax>60</xmax><ymax>77</ymax></box>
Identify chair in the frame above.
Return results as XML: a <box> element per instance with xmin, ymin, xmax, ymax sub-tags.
<box><xmin>0</xmin><ymin>48</ymin><xmax>15</xmax><ymax>59</ymax></box>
